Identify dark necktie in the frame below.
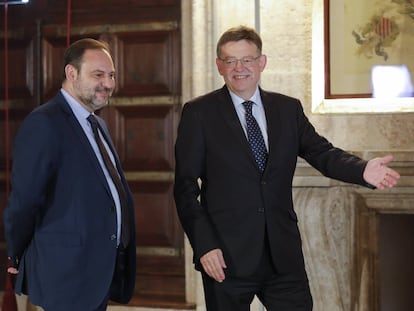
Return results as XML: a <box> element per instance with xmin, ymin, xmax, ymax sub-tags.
<box><xmin>87</xmin><ymin>114</ymin><xmax>130</xmax><ymax>248</ymax></box>
<box><xmin>242</xmin><ymin>101</ymin><xmax>268</xmax><ymax>172</ymax></box>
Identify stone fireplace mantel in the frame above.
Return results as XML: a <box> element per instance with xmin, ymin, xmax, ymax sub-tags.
<box><xmin>293</xmin><ymin>152</ymin><xmax>414</xmax><ymax>311</ymax></box>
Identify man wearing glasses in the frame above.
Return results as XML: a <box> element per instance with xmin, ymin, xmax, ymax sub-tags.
<box><xmin>174</xmin><ymin>25</ymin><xmax>400</xmax><ymax>311</ymax></box>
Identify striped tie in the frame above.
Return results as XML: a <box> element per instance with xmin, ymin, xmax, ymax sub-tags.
<box><xmin>88</xmin><ymin>114</ymin><xmax>130</xmax><ymax>248</ymax></box>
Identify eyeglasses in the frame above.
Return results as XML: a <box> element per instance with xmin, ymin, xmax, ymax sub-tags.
<box><xmin>219</xmin><ymin>55</ymin><xmax>261</xmax><ymax>68</ymax></box>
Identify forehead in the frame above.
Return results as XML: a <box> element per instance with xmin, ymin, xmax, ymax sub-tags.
<box><xmin>81</xmin><ymin>49</ymin><xmax>115</xmax><ymax>71</ymax></box>
<box><xmin>220</xmin><ymin>40</ymin><xmax>259</xmax><ymax>57</ymax></box>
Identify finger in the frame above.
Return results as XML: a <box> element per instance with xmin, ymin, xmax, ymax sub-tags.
<box><xmin>385</xmin><ymin>177</ymin><xmax>398</xmax><ymax>187</ymax></box>
<box><xmin>209</xmin><ymin>258</ymin><xmax>225</xmax><ymax>281</ymax></box>
<box><xmin>200</xmin><ymin>249</ymin><xmax>227</xmax><ymax>282</ymax></box>
<box><xmin>7</xmin><ymin>267</ymin><xmax>18</xmax><ymax>274</ymax></box>
<box><xmin>202</xmin><ymin>261</ymin><xmax>224</xmax><ymax>282</ymax></box>
<box><xmin>213</xmin><ymin>268</ymin><xmax>225</xmax><ymax>282</ymax></box>
<box><xmin>200</xmin><ymin>256</ymin><xmax>217</xmax><ymax>275</ymax></box>
<box><xmin>217</xmin><ymin>250</ymin><xmax>227</xmax><ymax>269</ymax></box>
<box><xmin>202</xmin><ymin>258</ymin><xmax>225</xmax><ymax>282</ymax></box>
<box><xmin>379</xmin><ymin>154</ymin><xmax>394</xmax><ymax>166</ymax></box>
<box><xmin>386</xmin><ymin>169</ymin><xmax>401</xmax><ymax>180</ymax></box>
<box><xmin>380</xmin><ymin>173</ymin><xmax>399</xmax><ymax>189</ymax></box>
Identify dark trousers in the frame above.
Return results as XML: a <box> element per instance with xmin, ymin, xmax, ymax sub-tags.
<box><xmin>201</xmin><ymin>240</ymin><xmax>313</xmax><ymax>311</ymax></box>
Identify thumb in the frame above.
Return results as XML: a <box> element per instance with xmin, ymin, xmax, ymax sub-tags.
<box><xmin>380</xmin><ymin>154</ymin><xmax>394</xmax><ymax>165</ymax></box>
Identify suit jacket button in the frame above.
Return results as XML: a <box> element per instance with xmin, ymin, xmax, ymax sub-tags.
<box><xmin>110</xmin><ymin>234</ymin><xmax>117</xmax><ymax>240</ymax></box>
<box><xmin>258</xmin><ymin>208</ymin><xmax>265</xmax><ymax>213</ymax></box>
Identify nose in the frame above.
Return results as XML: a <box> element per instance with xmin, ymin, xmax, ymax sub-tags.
<box><xmin>234</xmin><ymin>59</ymin><xmax>245</xmax><ymax>69</ymax></box>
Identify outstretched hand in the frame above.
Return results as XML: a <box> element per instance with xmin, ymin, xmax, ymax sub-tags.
<box><xmin>363</xmin><ymin>155</ymin><xmax>400</xmax><ymax>190</ymax></box>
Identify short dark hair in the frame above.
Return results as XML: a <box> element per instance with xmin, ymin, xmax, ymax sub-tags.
<box><xmin>62</xmin><ymin>38</ymin><xmax>111</xmax><ymax>80</ymax></box>
<box><xmin>216</xmin><ymin>25</ymin><xmax>262</xmax><ymax>58</ymax></box>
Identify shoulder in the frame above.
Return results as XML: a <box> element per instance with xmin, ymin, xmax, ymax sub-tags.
<box><xmin>184</xmin><ymin>86</ymin><xmax>229</xmax><ymax>111</ymax></box>
<box><xmin>260</xmin><ymin>89</ymin><xmax>304</xmax><ymax>116</ymax></box>
<box><xmin>260</xmin><ymin>89</ymin><xmax>301</xmax><ymax>105</ymax></box>
<box><xmin>30</xmin><ymin>92</ymin><xmax>69</xmax><ymax>119</ymax></box>
<box><xmin>17</xmin><ymin>93</ymin><xmax>69</xmax><ymax>138</ymax></box>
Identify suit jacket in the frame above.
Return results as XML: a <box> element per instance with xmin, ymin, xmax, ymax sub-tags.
<box><xmin>174</xmin><ymin>85</ymin><xmax>371</xmax><ymax>278</ymax></box>
<box><xmin>3</xmin><ymin>91</ymin><xmax>136</xmax><ymax>310</ymax></box>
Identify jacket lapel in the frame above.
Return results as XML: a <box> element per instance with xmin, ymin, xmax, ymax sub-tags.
<box><xmin>260</xmin><ymin>89</ymin><xmax>282</xmax><ymax>175</ymax></box>
<box><xmin>217</xmin><ymin>86</ymin><xmax>262</xmax><ymax>171</ymax></box>
<box><xmin>57</xmin><ymin>93</ymin><xmax>114</xmax><ymax>199</ymax></box>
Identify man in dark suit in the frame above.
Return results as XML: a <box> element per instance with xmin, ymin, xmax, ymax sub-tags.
<box><xmin>173</xmin><ymin>26</ymin><xmax>400</xmax><ymax>311</ymax></box>
<box><xmin>4</xmin><ymin>38</ymin><xmax>136</xmax><ymax>310</ymax></box>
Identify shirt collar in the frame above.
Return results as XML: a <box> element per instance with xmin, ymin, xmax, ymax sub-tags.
<box><xmin>60</xmin><ymin>88</ymin><xmax>92</xmax><ymax>121</ymax></box>
<box><xmin>228</xmin><ymin>87</ymin><xmax>261</xmax><ymax>108</ymax></box>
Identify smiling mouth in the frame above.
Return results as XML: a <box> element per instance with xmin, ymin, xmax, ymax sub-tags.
<box><xmin>97</xmin><ymin>89</ymin><xmax>112</xmax><ymax>97</ymax></box>
<box><xmin>234</xmin><ymin>74</ymin><xmax>249</xmax><ymax>80</ymax></box>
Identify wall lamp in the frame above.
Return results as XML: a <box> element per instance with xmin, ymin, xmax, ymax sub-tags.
<box><xmin>0</xmin><ymin>0</ymin><xmax>29</xmax><ymax>5</ymax></box>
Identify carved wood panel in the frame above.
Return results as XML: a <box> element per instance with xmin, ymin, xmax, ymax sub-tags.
<box><xmin>0</xmin><ymin>108</ymin><xmax>33</xmax><ymax>170</ymax></box>
<box><xmin>131</xmin><ymin>180</ymin><xmax>182</xmax><ymax>248</ymax></box>
<box><xmin>0</xmin><ymin>37</ymin><xmax>34</xmax><ymax>101</ymax></box>
<box><xmin>100</xmin><ymin>104</ymin><xmax>177</xmax><ymax>171</ymax></box>
<box><xmin>114</xmin><ymin>30</ymin><xmax>180</xmax><ymax>96</ymax></box>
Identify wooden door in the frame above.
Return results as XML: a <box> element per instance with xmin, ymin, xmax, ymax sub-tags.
<box><xmin>0</xmin><ymin>0</ymin><xmax>190</xmax><ymax>308</ymax></box>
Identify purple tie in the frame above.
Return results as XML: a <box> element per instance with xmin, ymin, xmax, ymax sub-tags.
<box><xmin>88</xmin><ymin>114</ymin><xmax>130</xmax><ymax>247</ymax></box>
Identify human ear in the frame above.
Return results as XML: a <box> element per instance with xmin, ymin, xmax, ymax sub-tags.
<box><xmin>65</xmin><ymin>64</ymin><xmax>77</xmax><ymax>81</ymax></box>
<box><xmin>216</xmin><ymin>58</ymin><xmax>225</xmax><ymax>76</ymax></box>
<box><xmin>259</xmin><ymin>54</ymin><xmax>267</xmax><ymax>72</ymax></box>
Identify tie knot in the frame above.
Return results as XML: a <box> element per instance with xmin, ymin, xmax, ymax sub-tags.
<box><xmin>242</xmin><ymin>101</ymin><xmax>254</xmax><ymax>115</ymax></box>
<box><xmin>87</xmin><ymin>114</ymin><xmax>98</xmax><ymax>130</ymax></box>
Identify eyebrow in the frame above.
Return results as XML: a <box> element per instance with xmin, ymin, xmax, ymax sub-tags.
<box><xmin>91</xmin><ymin>69</ymin><xmax>115</xmax><ymax>74</ymax></box>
